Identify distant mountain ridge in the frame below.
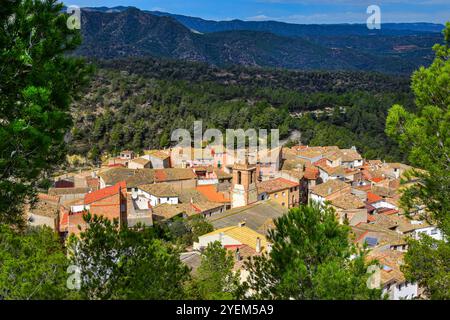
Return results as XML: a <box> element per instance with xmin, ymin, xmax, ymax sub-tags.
<box><xmin>74</xmin><ymin>7</ymin><xmax>444</xmax><ymax>74</ymax></box>
<box><xmin>84</xmin><ymin>6</ymin><xmax>445</xmax><ymax>36</ymax></box>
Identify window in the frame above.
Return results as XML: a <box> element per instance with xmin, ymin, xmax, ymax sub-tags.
<box><xmin>282</xmin><ymin>202</ymin><xmax>285</xmax><ymax>206</ymax></box>
<box><xmin>431</xmin><ymin>228</ymin><xmax>438</xmax><ymax>235</ymax></box>
<box><xmin>282</xmin><ymin>192</ymin><xmax>285</xmax><ymax>196</ymax></box>
<box><xmin>237</xmin><ymin>171</ymin><xmax>242</xmax><ymax>184</ymax></box>
<box><xmin>274</xmin><ymin>193</ymin><xmax>278</xmax><ymax>198</ymax></box>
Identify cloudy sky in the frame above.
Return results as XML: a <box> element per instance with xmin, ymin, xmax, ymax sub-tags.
<box><xmin>69</xmin><ymin>0</ymin><xmax>449</xmax><ymax>24</ymax></box>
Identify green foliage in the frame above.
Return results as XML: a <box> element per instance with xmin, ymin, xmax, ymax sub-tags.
<box><xmin>386</xmin><ymin>22</ymin><xmax>450</xmax><ymax>299</ymax></box>
<box><xmin>241</xmin><ymin>203</ymin><xmax>382</xmax><ymax>300</ymax></box>
<box><xmin>155</xmin><ymin>215</ymin><xmax>214</xmax><ymax>248</ymax></box>
<box><xmin>386</xmin><ymin>22</ymin><xmax>449</xmax><ymax>233</ymax></box>
<box><xmin>188</xmin><ymin>215</ymin><xmax>214</xmax><ymax>243</ymax></box>
<box><xmin>67</xmin><ymin>214</ymin><xmax>190</xmax><ymax>300</ymax></box>
<box><xmin>0</xmin><ymin>0</ymin><xmax>92</xmax><ymax>226</ymax></box>
<box><xmin>402</xmin><ymin>235</ymin><xmax>450</xmax><ymax>299</ymax></box>
<box><xmin>0</xmin><ymin>224</ymin><xmax>70</xmax><ymax>300</ymax></box>
<box><xmin>187</xmin><ymin>241</ymin><xmax>239</xmax><ymax>300</ymax></box>
<box><xmin>71</xmin><ymin>59</ymin><xmax>411</xmax><ymax>162</ymax></box>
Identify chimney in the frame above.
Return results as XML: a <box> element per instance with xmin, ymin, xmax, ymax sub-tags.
<box><xmin>218</xmin><ymin>232</ymin><xmax>224</xmax><ymax>243</ymax></box>
<box><xmin>328</xmin><ymin>187</ymin><xmax>332</xmax><ymax>195</ymax></box>
<box><xmin>190</xmin><ymin>197</ymin><xmax>194</xmax><ymax>204</ymax></box>
<box><xmin>256</xmin><ymin>237</ymin><xmax>262</xmax><ymax>253</ymax></box>
<box><xmin>238</xmin><ymin>220</ymin><xmax>246</xmax><ymax>227</ymax></box>
<box><xmin>267</xmin><ymin>243</ymin><xmax>273</xmax><ymax>254</ymax></box>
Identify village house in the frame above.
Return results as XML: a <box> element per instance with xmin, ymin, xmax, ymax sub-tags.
<box><xmin>375</xmin><ymin>215</ymin><xmax>444</xmax><ymax>241</ymax></box>
<box><xmin>309</xmin><ymin>179</ymin><xmax>351</xmax><ymax>205</ymax></box>
<box><xmin>257</xmin><ymin>177</ymin><xmax>300</xmax><ymax>208</ymax></box>
<box><xmin>59</xmin><ymin>181</ymin><xmax>128</xmax><ymax>236</ymax></box>
<box><xmin>329</xmin><ymin>193</ymin><xmax>367</xmax><ymax>226</ymax></box>
<box><xmin>26</xmin><ymin>193</ymin><xmax>61</xmax><ymax>231</ymax></box>
<box><xmin>194</xmin><ymin>224</ymin><xmax>270</xmax><ymax>254</ymax></box>
<box><xmin>352</xmin><ymin>220</ymin><xmax>408</xmax><ymax>251</ymax></box>
<box><xmin>97</xmin><ymin>167</ymin><xmax>197</xmax><ymax>190</ymax></box>
<box><xmin>208</xmin><ymin>200</ymin><xmax>287</xmax><ymax>234</ymax></box>
<box><xmin>135</xmin><ymin>183</ymin><xmax>179</xmax><ymax>207</ymax></box>
<box><xmin>126</xmin><ymin>193</ymin><xmax>153</xmax><ymax>227</ymax></box>
<box><xmin>143</xmin><ymin>150</ymin><xmax>171</xmax><ymax>169</ymax></box>
<box><xmin>128</xmin><ymin>157</ymin><xmax>152</xmax><ymax>169</ymax></box>
<box><xmin>48</xmin><ymin>186</ymin><xmax>92</xmax><ymax>203</ymax></box>
<box><xmin>119</xmin><ymin>150</ymin><xmax>134</xmax><ymax>160</ymax></box>
<box><xmin>196</xmin><ymin>184</ymin><xmax>231</xmax><ymax>209</ymax></box>
<box><xmin>367</xmin><ymin>249</ymin><xmax>419</xmax><ymax>300</ymax></box>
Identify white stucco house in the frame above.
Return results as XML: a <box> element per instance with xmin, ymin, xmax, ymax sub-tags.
<box><xmin>135</xmin><ymin>183</ymin><xmax>179</xmax><ymax>207</ymax></box>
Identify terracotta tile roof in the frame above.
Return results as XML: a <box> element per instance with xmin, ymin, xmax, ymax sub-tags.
<box><xmin>130</xmin><ymin>157</ymin><xmax>151</xmax><ymax>166</ymax></box>
<box><xmin>38</xmin><ymin>193</ymin><xmax>60</xmax><ymax>204</ymax></box>
<box><xmin>154</xmin><ymin>169</ymin><xmax>167</xmax><ymax>182</ymax></box>
<box><xmin>382</xmin><ymin>215</ymin><xmax>431</xmax><ymax>233</ymax></box>
<box><xmin>370</xmin><ymin>177</ymin><xmax>385</xmax><ymax>183</ymax></box>
<box><xmin>97</xmin><ymin>168</ymin><xmax>154</xmax><ymax>187</ymax></box>
<box><xmin>352</xmin><ymin>223</ymin><xmax>406</xmax><ymax>247</ymax></box>
<box><xmin>303</xmin><ymin>166</ymin><xmax>319</xmax><ymax>180</ymax></box>
<box><xmin>379</xmin><ymin>209</ymin><xmax>399</xmax><ymax>215</ymax></box>
<box><xmin>27</xmin><ymin>193</ymin><xmax>60</xmax><ymax>218</ymax></box>
<box><xmin>339</xmin><ymin>149</ymin><xmax>362</xmax><ymax>162</ymax></box>
<box><xmin>310</xmin><ymin>179</ymin><xmax>349</xmax><ymax>197</ymax></box>
<box><xmin>313</xmin><ymin>158</ymin><xmax>346</xmax><ymax>176</ymax></box>
<box><xmin>371</xmin><ymin>186</ymin><xmax>397</xmax><ymax>198</ymax></box>
<box><xmin>330</xmin><ymin>193</ymin><xmax>366</xmax><ymax>210</ymax></box>
<box><xmin>48</xmin><ymin>187</ymin><xmax>91</xmax><ymax>195</ymax></box>
<box><xmin>154</xmin><ymin>168</ymin><xmax>197</xmax><ymax>182</ymax></box>
<box><xmin>367</xmin><ymin>192</ymin><xmax>383</xmax><ymax>203</ymax></box>
<box><xmin>144</xmin><ymin>150</ymin><xmax>170</xmax><ymax>160</ymax></box>
<box><xmin>227</xmin><ymin>244</ymin><xmax>262</xmax><ymax>272</ymax></box>
<box><xmin>98</xmin><ymin>168</ymin><xmax>196</xmax><ymax>187</ymax></box>
<box><xmin>196</xmin><ymin>185</ymin><xmax>231</xmax><ymax>203</ymax></box>
<box><xmin>84</xmin><ymin>181</ymin><xmax>126</xmax><ymax>204</ymax></box>
<box><xmin>152</xmin><ymin>203</ymin><xmax>186</xmax><ymax>220</ymax></box>
<box><xmin>67</xmin><ymin>212</ymin><xmax>89</xmax><ymax>235</ymax></box>
<box><xmin>367</xmin><ymin>250</ymin><xmax>406</xmax><ymax>285</ymax></box>
<box><xmin>138</xmin><ymin>183</ymin><xmax>178</xmax><ymax>198</ymax></box>
<box><xmin>257</xmin><ymin>178</ymin><xmax>299</xmax><ymax>194</ymax></box>
<box><xmin>191</xmin><ymin>201</ymin><xmax>224</xmax><ymax>213</ymax></box>
<box><xmin>177</xmin><ymin>188</ymin><xmax>209</xmax><ymax>204</ymax></box>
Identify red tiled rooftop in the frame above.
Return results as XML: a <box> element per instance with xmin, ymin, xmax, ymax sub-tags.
<box><xmin>379</xmin><ymin>208</ymin><xmax>399</xmax><ymax>216</ymax></box>
<box><xmin>303</xmin><ymin>166</ymin><xmax>319</xmax><ymax>180</ymax></box>
<box><xmin>257</xmin><ymin>178</ymin><xmax>299</xmax><ymax>194</ymax></box>
<box><xmin>196</xmin><ymin>185</ymin><xmax>231</xmax><ymax>203</ymax></box>
<box><xmin>367</xmin><ymin>192</ymin><xmax>383</xmax><ymax>203</ymax></box>
<box><xmin>84</xmin><ymin>181</ymin><xmax>126</xmax><ymax>204</ymax></box>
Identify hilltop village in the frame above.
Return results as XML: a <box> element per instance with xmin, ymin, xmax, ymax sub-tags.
<box><xmin>27</xmin><ymin>145</ymin><xmax>443</xmax><ymax>300</ymax></box>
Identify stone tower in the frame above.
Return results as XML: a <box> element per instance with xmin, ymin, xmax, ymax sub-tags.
<box><xmin>231</xmin><ymin>158</ymin><xmax>258</xmax><ymax>208</ymax></box>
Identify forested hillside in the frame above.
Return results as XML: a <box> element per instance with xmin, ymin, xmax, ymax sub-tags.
<box><xmin>69</xmin><ymin>58</ymin><xmax>414</xmax><ymax>162</ymax></box>
<box><xmin>74</xmin><ymin>7</ymin><xmax>442</xmax><ymax>74</ymax></box>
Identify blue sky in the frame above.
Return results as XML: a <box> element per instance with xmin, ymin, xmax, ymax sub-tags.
<box><xmin>68</xmin><ymin>0</ymin><xmax>449</xmax><ymax>24</ymax></box>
